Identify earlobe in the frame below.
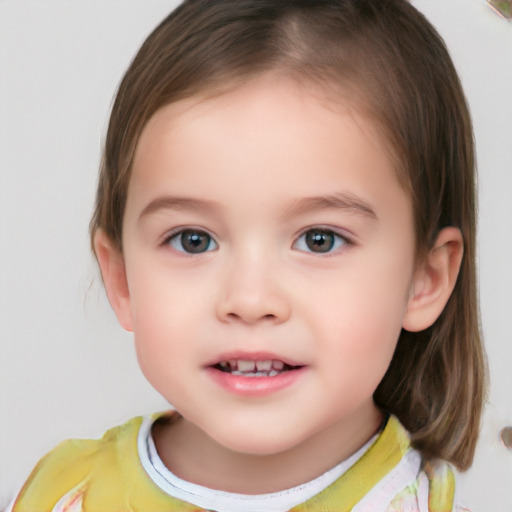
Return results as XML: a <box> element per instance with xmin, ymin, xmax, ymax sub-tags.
<box><xmin>402</xmin><ymin>227</ymin><xmax>463</xmax><ymax>332</ymax></box>
<box><xmin>93</xmin><ymin>229</ymin><xmax>134</xmax><ymax>332</ymax></box>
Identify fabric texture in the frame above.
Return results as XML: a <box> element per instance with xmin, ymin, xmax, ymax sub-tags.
<box><xmin>10</xmin><ymin>412</ymin><xmax>467</xmax><ymax>512</ymax></box>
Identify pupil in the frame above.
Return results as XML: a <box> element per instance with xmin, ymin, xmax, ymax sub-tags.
<box><xmin>306</xmin><ymin>230</ymin><xmax>334</xmax><ymax>253</ymax></box>
<box><xmin>182</xmin><ymin>230</ymin><xmax>209</xmax><ymax>253</ymax></box>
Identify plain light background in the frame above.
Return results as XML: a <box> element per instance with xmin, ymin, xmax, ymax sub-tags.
<box><xmin>1</xmin><ymin>1</ymin><xmax>511</xmax><ymax>510</ymax></box>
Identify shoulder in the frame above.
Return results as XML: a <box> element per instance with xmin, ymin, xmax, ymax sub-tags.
<box><xmin>384</xmin><ymin>456</ymin><xmax>469</xmax><ymax>512</ymax></box>
<box><xmin>350</xmin><ymin>416</ymin><xmax>468</xmax><ymax>512</ymax></box>
<box><xmin>10</xmin><ymin>415</ymin><xmax>153</xmax><ymax>512</ymax></box>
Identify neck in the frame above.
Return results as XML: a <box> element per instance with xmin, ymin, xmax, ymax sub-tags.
<box><xmin>152</xmin><ymin>405</ymin><xmax>384</xmax><ymax>494</ymax></box>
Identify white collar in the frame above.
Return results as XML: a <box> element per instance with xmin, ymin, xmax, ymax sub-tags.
<box><xmin>137</xmin><ymin>414</ymin><xmax>378</xmax><ymax>512</ymax></box>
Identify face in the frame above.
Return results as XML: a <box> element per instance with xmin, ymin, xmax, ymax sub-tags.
<box><xmin>118</xmin><ymin>74</ymin><xmax>418</xmax><ymax>457</ymax></box>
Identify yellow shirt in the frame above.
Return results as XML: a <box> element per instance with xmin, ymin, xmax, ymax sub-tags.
<box><xmin>11</xmin><ymin>413</ymin><xmax>463</xmax><ymax>512</ymax></box>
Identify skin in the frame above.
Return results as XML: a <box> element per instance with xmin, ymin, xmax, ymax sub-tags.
<box><xmin>95</xmin><ymin>73</ymin><xmax>463</xmax><ymax>494</ymax></box>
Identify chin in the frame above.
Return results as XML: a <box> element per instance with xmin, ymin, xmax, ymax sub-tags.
<box><xmin>208</xmin><ymin>423</ymin><xmax>305</xmax><ymax>457</ymax></box>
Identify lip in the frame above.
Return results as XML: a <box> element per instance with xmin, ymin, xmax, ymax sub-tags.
<box><xmin>206</xmin><ymin>365</ymin><xmax>307</xmax><ymax>397</ymax></box>
<box><xmin>204</xmin><ymin>351</ymin><xmax>307</xmax><ymax>397</ymax></box>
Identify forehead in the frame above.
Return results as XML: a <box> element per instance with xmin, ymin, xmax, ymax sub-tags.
<box><xmin>167</xmin><ymin>72</ymin><xmax>403</xmax><ymax>178</ymax></box>
<box><xmin>126</xmin><ymin>73</ymin><xmax>410</xmax><ymax>225</ymax></box>
<box><xmin>134</xmin><ymin>74</ymin><xmax>393</xmax><ymax>170</ymax></box>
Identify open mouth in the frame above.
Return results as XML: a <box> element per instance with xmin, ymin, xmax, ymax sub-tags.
<box><xmin>212</xmin><ymin>359</ymin><xmax>301</xmax><ymax>377</ymax></box>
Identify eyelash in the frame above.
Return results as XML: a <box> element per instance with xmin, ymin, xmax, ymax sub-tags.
<box><xmin>162</xmin><ymin>227</ymin><xmax>353</xmax><ymax>255</ymax></box>
<box><xmin>292</xmin><ymin>227</ymin><xmax>352</xmax><ymax>255</ymax></box>
<box><xmin>163</xmin><ymin>228</ymin><xmax>218</xmax><ymax>254</ymax></box>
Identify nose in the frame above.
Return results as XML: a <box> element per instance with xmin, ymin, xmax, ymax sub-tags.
<box><xmin>215</xmin><ymin>253</ymin><xmax>291</xmax><ymax>325</ymax></box>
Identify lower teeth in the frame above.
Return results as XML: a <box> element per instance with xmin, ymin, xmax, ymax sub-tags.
<box><xmin>231</xmin><ymin>370</ymin><xmax>280</xmax><ymax>377</ymax></box>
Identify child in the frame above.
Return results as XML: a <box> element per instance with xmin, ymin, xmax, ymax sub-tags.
<box><xmin>9</xmin><ymin>0</ymin><xmax>486</xmax><ymax>510</ymax></box>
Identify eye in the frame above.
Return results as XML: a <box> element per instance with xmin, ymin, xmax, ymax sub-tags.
<box><xmin>166</xmin><ymin>229</ymin><xmax>218</xmax><ymax>254</ymax></box>
<box><xmin>293</xmin><ymin>228</ymin><xmax>349</xmax><ymax>254</ymax></box>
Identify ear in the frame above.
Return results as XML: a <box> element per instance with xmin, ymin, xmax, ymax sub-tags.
<box><xmin>93</xmin><ymin>229</ymin><xmax>134</xmax><ymax>332</ymax></box>
<box><xmin>402</xmin><ymin>227</ymin><xmax>463</xmax><ymax>332</ymax></box>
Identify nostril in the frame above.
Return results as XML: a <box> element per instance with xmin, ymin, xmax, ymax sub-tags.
<box><xmin>216</xmin><ymin>289</ymin><xmax>291</xmax><ymax>325</ymax></box>
<box><xmin>222</xmin><ymin>311</ymin><xmax>278</xmax><ymax>323</ymax></box>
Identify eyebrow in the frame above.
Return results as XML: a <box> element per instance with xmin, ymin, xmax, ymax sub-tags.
<box><xmin>280</xmin><ymin>193</ymin><xmax>378</xmax><ymax>221</ymax></box>
<box><xmin>138</xmin><ymin>192</ymin><xmax>377</xmax><ymax>222</ymax></box>
<box><xmin>138</xmin><ymin>196</ymin><xmax>218</xmax><ymax>221</ymax></box>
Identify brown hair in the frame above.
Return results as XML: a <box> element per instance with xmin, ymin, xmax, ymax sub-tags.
<box><xmin>90</xmin><ymin>0</ymin><xmax>486</xmax><ymax>470</ymax></box>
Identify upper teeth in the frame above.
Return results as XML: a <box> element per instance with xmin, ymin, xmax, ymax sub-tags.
<box><xmin>219</xmin><ymin>359</ymin><xmax>286</xmax><ymax>374</ymax></box>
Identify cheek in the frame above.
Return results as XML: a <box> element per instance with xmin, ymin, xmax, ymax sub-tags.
<box><xmin>128</xmin><ymin>260</ymin><xmax>202</xmax><ymax>326</ymax></box>
<box><xmin>322</xmin><ymin>300</ymin><xmax>403</xmax><ymax>365</ymax></box>
<box><xmin>305</xmin><ymin>255</ymin><xmax>411</xmax><ymax>370</ymax></box>
<box><xmin>127</xmin><ymin>271</ymin><xmax>187</xmax><ymax>371</ymax></box>
<box><xmin>131</xmin><ymin>298</ymin><xmax>192</xmax><ymax>404</ymax></box>
<box><xmin>126</xmin><ymin>262</ymin><xmax>216</xmax><ymax>369</ymax></box>
<box><xmin>316</xmin><ymin>303</ymin><xmax>403</xmax><ymax>401</ymax></box>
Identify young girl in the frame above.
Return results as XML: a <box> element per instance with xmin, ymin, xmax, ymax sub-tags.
<box><xmin>9</xmin><ymin>0</ymin><xmax>486</xmax><ymax>510</ymax></box>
